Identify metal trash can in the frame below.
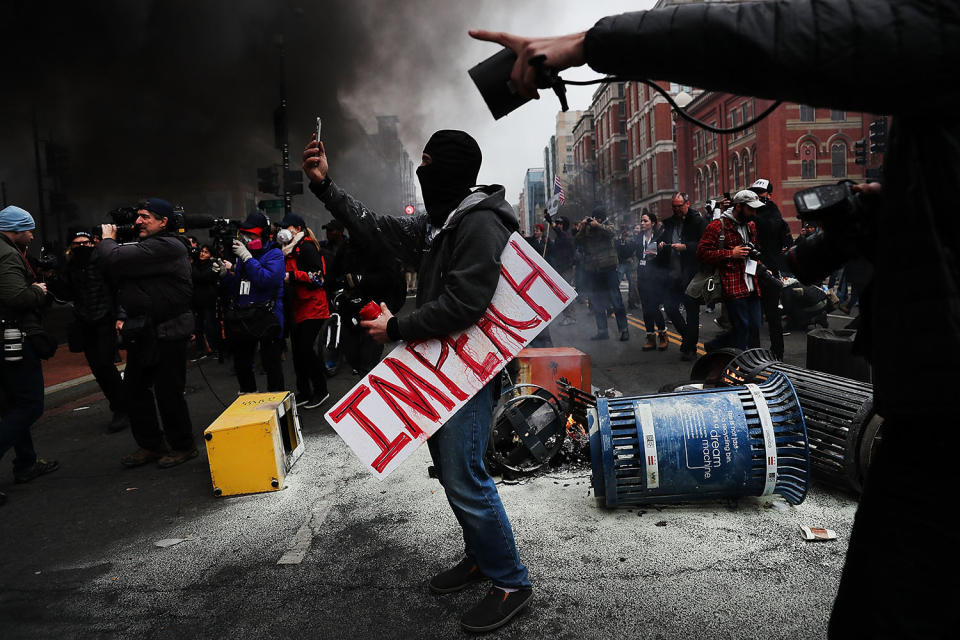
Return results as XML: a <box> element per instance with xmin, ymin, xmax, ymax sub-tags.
<box><xmin>722</xmin><ymin>348</ymin><xmax>881</xmax><ymax>494</ymax></box>
<box><xmin>806</xmin><ymin>328</ymin><xmax>872</xmax><ymax>382</ymax></box>
<box><xmin>588</xmin><ymin>373</ymin><xmax>809</xmax><ymax>507</ymax></box>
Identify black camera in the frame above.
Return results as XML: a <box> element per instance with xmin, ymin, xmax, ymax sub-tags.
<box><xmin>469</xmin><ymin>47</ymin><xmax>568</xmax><ymax>119</ymax></box>
<box><xmin>741</xmin><ymin>241</ymin><xmax>763</xmax><ymax>262</ymax></box>
<box><xmin>183</xmin><ymin>215</ymin><xmax>239</xmax><ymax>257</ymax></box>
<box><xmin>105</xmin><ymin>206</ymin><xmax>140</xmax><ymax>243</ymax></box>
<box><xmin>794</xmin><ymin>181</ymin><xmax>864</xmax><ymax>221</ymax></box>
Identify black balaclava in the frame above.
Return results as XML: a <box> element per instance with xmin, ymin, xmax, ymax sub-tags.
<box><xmin>417</xmin><ymin>130</ymin><xmax>482</xmax><ymax>227</ymax></box>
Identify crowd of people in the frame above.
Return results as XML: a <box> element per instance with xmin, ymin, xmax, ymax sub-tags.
<box><xmin>528</xmin><ymin>179</ymin><xmax>844</xmax><ymax>361</ymax></box>
<box><xmin>0</xmin><ymin>193</ymin><xmax>410</xmax><ymax>505</ymax></box>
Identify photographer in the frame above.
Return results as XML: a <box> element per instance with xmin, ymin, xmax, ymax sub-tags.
<box><xmin>575</xmin><ymin>209</ymin><xmax>629</xmax><ymax>341</ymax></box>
<box><xmin>748</xmin><ymin>179</ymin><xmax>793</xmax><ymax>360</ymax></box>
<box><xmin>696</xmin><ymin>190</ymin><xmax>765</xmax><ymax>351</ymax></box>
<box><xmin>216</xmin><ymin>212</ymin><xmax>285</xmax><ymax>393</ymax></box>
<box><xmin>277</xmin><ymin>213</ymin><xmax>329</xmax><ymax>409</ymax></box>
<box><xmin>47</xmin><ymin>230</ymin><xmax>128</xmax><ymax>432</ymax></box>
<box><xmin>191</xmin><ymin>244</ymin><xmax>219</xmax><ymax>358</ymax></box>
<box><xmin>97</xmin><ymin>198</ymin><xmax>196</xmax><ymax>469</ymax></box>
<box><xmin>0</xmin><ymin>206</ymin><xmax>58</xmax><ymax>505</ymax></box>
<box><xmin>303</xmin><ymin>129</ymin><xmax>532</xmax><ymax>632</ymax></box>
<box><xmin>656</xmin><ymin>192</ymin><xmax>706</xmax><ymax>360</ymax></box>
<box><xmin>471</xmin><ymin>1</ymin><xmax>960</xmax><ymax>635</ymax></box>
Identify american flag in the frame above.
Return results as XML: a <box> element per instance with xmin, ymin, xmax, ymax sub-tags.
<box><xmin>553</xmin><ymin>176</ymin><xmax>565</xmax><ymax>205</ymax></box>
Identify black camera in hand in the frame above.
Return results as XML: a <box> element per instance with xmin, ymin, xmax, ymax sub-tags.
<box><xmin>740</xmin><ymin>241</ymin><xmax>763</xmax><ymax>262</ymax></box>
<box><xmin>105</xmin><ymin>206</ymin><xmax>140</xmax><ymax>243</ymax></box>
<box><xmin>794</xmin><ymin>181</ymin><xmax>865</xmax><ymax>223</ymax></box>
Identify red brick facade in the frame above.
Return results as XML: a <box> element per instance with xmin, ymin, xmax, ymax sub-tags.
<box><xmin>676</xmin><ymin>93</ymin><xmax>885</xmax><ymax>232</ymax></box>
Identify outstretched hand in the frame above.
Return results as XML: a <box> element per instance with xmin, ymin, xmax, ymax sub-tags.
<box><xmin>468</xmin><ymin>29</ymin><xmax>587</xmax><ymax>99</ymax></box>
<box><xmin>302</xmin><ymin>135</ymin><xmax>329</xmax><ymax>184</ymax></box>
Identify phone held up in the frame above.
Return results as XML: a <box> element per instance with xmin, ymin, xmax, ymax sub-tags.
<box><xmin>315</xmin><ymin>117</ymin><xmax>322</xmax><ymax>142</ymax></box>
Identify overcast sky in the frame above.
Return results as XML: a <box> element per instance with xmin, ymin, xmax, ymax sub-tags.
<box><xmin>345</xmin><ymin>1</ymin><xmax>658</xmax><ymax>204</ymax></box>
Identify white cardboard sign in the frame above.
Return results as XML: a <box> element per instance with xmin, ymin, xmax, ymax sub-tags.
<box><xmin>324</xmin><ymin>232</ymin><xmax>576</xmax><ymax>479</ymax></box>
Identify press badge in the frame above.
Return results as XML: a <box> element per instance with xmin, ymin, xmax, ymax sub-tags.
<box><xmin>239</xmin><ymin>280</ymin><xmax>251</xmax><ymax>296</ymax></box>
<box><xmin>745</xmin><ymin>259</ymin><xmax>758</xmax><ymax>276</ymax></box>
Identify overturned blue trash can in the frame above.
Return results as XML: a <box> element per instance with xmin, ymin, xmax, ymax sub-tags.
<box><xmin>589</xmin><ymin>373</ymin><xmax>810</xmax><ymax>507</ymax></box>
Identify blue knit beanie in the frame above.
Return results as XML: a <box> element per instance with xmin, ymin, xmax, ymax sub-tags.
<box><xmin>0</xmin><ymin>206</ymin><xmax>36</xmax><ymax>232</ymax></box>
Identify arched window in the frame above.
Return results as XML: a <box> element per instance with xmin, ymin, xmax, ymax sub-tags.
<box><xmin>731</xmin><ymin>154</ymin><xmax>742</xmax><ymax>190</ymax></box>
<box><xmin>831</xmin><ymin>142</ymin><xmax>848</xmax><ymax>178</ymax></box>
<box><xmin>801</xmin><ymin>142</ymin><xmax>817</xmax><ymax>179</ymax></box>
<box><xmin>742</xmin><ymin>150</ymin><xmax>751</xmax><ymax>185</ymax></box>
<box><xmin>711</xmin><ymin>162</ymin><xmax>720</xmax><ymax>197</ymax></box>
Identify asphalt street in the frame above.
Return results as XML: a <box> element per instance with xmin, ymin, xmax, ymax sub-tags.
<box><xmin>0</xmin><ymin>297</ymin><xmax>862</xmax><ymax>639</ymax></box>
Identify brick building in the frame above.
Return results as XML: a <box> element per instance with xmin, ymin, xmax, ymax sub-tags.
<box><xmin>676</xmin><ymin>93</ymin><xmax>885</xmax><ymax>231</ymax></box>
<box><xmin>624</xmin><ymin>80</ymin><xmax>699</xmax><ymax>225</ymax></box>
<box><xmin>590</xmin><ymin>82</ymin><xmax>629</xmax><ymax>223</ymax></box>
<box><xmin>570</xmin><ymin>112</ymin><xmax>595</xmax><ymax>219</ymax></box>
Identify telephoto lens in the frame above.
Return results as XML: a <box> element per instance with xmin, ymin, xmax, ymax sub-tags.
<box><xmin>2</xmin><ymin>320</ymin><xmax>24</xmax><ymax>362</ymax></box>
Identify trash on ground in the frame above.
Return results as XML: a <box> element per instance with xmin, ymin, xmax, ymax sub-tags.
<box><xmin>800</xmin><ymin>525</ymin><xmax>836</xmax><ymax>541</ymax></box>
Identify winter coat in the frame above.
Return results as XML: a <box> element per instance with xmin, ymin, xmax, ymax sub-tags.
<box><xmin>697</xmin><ymin>214</ymin><xmax>760</xmax><ymax>301</ymax></box>
<box><xmin>753</xmin><ymin>201</ymin><xmax>793</xmax><ymax>277</ymax></box>
<box><xmin>584</xmin><ymin>0</ymin><xmax>960</xmax><ymax>417</ymax></box>
<box><xmin>0</xmin><ymin>233</ymin><xmax>47</xmax><ymax>336</ymax></box>
<box><xmin>575</xmin><ymin>221</ymin><xmax>619</xmax><ymax>273</ymax></box>
<box><xmin>96</xmin><ymin>232</ymin><xmax>193</xmax><ymax>341</ymax></box>
<box><xmin>191</xmin><ymin>258</ymin><xmax>220</xmax><ymax>309</ymax></box>
<box><xmin>545</xmin><ymin>229</ymin><xmax>575</xmax><ymax>272</ymax></box>
<box><xmin>283</xmin><ymin>235</ymin><xmax>330</xmax><ymax>325</ymax></box>
<box><xmin>655</xmin><ymin>211</ymin><xmax>707</xmax><ymax>283</ymax></box>
<box><xmin>48</xmin><ymin>248</ymin><xmax>116</xmax><ymax>324</ymax></box>
<box><xmin>220</xmin><ymin>243</ymin><xmax>285</xmax><ymax>331</ymax></box>
<box><xmin>311</xmin><ymin>179</ymin><xmax>518</xmax><ymax>341</ymax></box>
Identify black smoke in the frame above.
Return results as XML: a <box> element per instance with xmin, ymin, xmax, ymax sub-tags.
<box><xmin>0</xmin><ymin>0</ymin><xmax>498</xmax><ymax>238</ymax></box>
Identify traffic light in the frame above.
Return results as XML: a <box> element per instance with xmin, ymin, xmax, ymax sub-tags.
<box><xmin>854</xmin><ymin>138</ymin><xmax>867</xmax><ymax>165</ymax></box>
<box><xmin>257</xmin><ymin>166</ymin><xmax>280</xmax><ymax>195</ymax></box>
<box><xmin>869</xmin><ymin>118</ymin><xmax>887</xmax><ymax>154</ymax></box>
<box><xmin>284</xmin><ymin>169</ymin><xmax>303</xmax><ymax>195</ymax></box>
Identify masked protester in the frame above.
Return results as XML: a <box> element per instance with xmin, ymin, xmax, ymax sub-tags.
<box><xmin>278</xmin><ymin>213</ymin><xmax>329</xmax><ymax>409</ymax></box>
<box><xmin>216</xmin><ymin>212</ymin><xmax>286</xmax><ymax>393</ymax></box>
<box><xmin>47</xmin><ymin>230</ymin><xmax>128</xmax><ymax>432</ymax></box>
<box><xmin>303</xmin><ymin>129</ymin><xmax>533</xmax><ymax>632</ymax></box>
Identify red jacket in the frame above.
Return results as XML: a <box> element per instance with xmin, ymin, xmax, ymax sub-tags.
<box><xmin>696</xmin><ymin>215</ymin><xmax>760</xmax><ymax>301</ymax></box>
<box><xmin>284</xmin><ymin>237</ymin><xmax>330</xmax><ymax>324</ymax></box>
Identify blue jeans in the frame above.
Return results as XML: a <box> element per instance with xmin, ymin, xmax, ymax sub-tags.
<box><xmin>427</xmin><ymin>380</ymin><xmax>531</xmax><ymax>589</ymax></box>
<box><xmin>726</xmin><ymin>295</ymin><xmax>762</xmax><ymax>350</ymax></box>
<box><xmin>0</xmin><ymin>341</ymin><xmax>44</xmax><ymax>472</ymax></box>
<box><xmin>588</xmin><ymin>269</ymin><xmax>628</xmax><ymax>334</ymax></box>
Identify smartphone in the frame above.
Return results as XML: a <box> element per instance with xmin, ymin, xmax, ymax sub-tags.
<box><xmin>315</xmin><ymin>117</ymin><xmax>322</xmax><ymax>141</ymax></box>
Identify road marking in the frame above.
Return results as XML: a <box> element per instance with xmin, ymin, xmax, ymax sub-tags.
<box><xmin>626</xmin><ymin>314</ymin><xmax>706</xmax><ymax>354</ymax></box>
<box><xmin>277</xmin><ymin>495</ymin><xmax>337</xmax><ymax>565</ymax></box>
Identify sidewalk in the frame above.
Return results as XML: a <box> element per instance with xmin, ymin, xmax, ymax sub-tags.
<box><xmin>42</xmin><ymin>347</ymin><xmax>125</xmax><ymax>395</ymax></box>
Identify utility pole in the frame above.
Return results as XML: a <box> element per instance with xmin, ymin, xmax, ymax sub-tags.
<box><xmin>276</xmin><ymin>36</ymin><xmax>292</xmax><ymax>217</ymax></box>
<box><xmin>32</xmin><ymin>110</ymin><xmax>48</xmax><ymax>246</ymax></box>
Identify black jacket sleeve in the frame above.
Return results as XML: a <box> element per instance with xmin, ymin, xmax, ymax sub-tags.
<box><xmin>397</xmin><ymin>209</ymin><xmax>510</xmax><ymax>341</ymax></box>
<box><xmin>312</xmin><ymin>179</ymin><xmax>427</xmax><ymax>270</ymax></box>
<box><xmin>584</xmin><ymin>0</ymin><xmax>960</xmax><ymax>116</ymax></box>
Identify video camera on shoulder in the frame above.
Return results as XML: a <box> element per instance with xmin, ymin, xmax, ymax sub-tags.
<box><xmin>183</xmin><ymin>215</ymin><xmax>240</xmax><ymax>257</ymax></box>
<box><xmin>100</xmin><ymin>206</ymin><xmax>140</xmax><ymax>243</ymax></box>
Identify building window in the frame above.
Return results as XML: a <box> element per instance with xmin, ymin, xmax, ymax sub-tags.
<box><xmin>801</xmin><ymin>142</ymin><xmax>817</xmax><ymax>179</ymax></box>
<box><xmin>742</xmin><ymin>103</ymin><xmax>752</xmax><ymax>134</ymax></box>
<box><xmin>830</xmin><ymin>109</ymin><xmax>846</xmax><ymax>121</ymax></box>
<box><xmin>831</xmin><ymin>142</ymin><xmax>847</xmax><ymax>177</ymax></box>
<box><xmin>799</xmin><ymin>105</ymin><xmax>815</xmax><ymax>122</ymax></box>
<box><xmin>712</xmin><ymin>162</ymin><xmax>720</xmax><ymax>197</ymax></box>
<box><xmin>732</xmin><ymin>155</ymin><xmax>741</xmax><ymax>190</ymax></box>
<box><xmin>742</xmin><ymin>152</ymin><xmax>751</xmax><ymax>185</ymax></box>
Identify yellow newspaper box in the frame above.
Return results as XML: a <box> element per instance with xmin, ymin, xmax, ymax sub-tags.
<box><xmin>203</xmin><ymin>392</ymin><xmax>304</xmax><ymax>497</ymax></box>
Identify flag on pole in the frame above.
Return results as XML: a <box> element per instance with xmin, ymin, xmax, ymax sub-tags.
<box><xmin>553</xmin><ymin>176</ymin><xmax>565</xmax><ymax>205</ymax></box>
